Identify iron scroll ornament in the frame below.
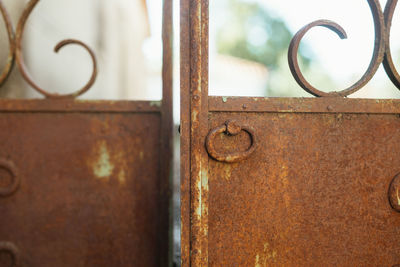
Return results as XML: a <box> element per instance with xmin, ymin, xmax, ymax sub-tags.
<box><xmin>0</xmin><ymin>0</ymin><xmax>97</xmax><ymax>99</ymax></box>
<box><xmin>206</xmin><ymin>121</ymin><xmax>257</xmax><ymax>163</ymax></box>
<box><xmin>288</xmin><ymin>0</ymin><xmax>400</xmax><ymax>97</ymax></box>
<box><xmin>0</xmin><ymin>0</ymin><xmax>15</xmax><ymax>87</ymax></box>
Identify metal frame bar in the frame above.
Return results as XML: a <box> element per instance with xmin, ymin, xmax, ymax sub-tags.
<box><xmin>181</xmin><ymin>0</ymin><xmax>209</xmax><ymax>266</ymax></box>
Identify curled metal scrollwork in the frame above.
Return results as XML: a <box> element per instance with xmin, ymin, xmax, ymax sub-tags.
<box><xmin>206</xmin><ymin>120</ymin><xmax>257</xmax><ymax>163</ymax></box>
<box><xmin>0</xmin><ymin>0</ymin><xmax>97</xmax><ymax>98</ymax></box>
<box><xmin>0</xmin><ymin>0</ymin><xmax>15</xmax><ymax>86</ymax></box>
<box><xmin>383</xmin><ymin>0</ymin><xmax>400</xmax><ymax>89</ymax></box>
<box><xmin>15</xmin><ymin>0</ymin><xmax>97</xmax><ymax>99</ymax></box>
<box><xmin>288</xmin><ymin>0</ymin><xmax>388</xmax><ymax>97</ymax></box>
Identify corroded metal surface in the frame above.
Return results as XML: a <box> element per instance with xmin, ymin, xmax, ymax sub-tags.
<box><xmin>183</xmin><ymin>94</ymin><xmax>400</xmax><ymax>265</ymax></box>
<box><xmin>207</xmin><ymin>106</ymin><xmax>400</xmax><ymax>265</ymax></box>
<box><xmin>180</xmin><ymin>0</ymin><xmax>209</xmax><ymax>266</ymax></box>
<box><xmin>0</xmin><ymin>0</ymin><xmax>173</xmax><ymax>265</ymax></box>
<box><xmin>181</xmin><ymin>1</ymin><xmax>400</xmax><ymax>265</ymax></box>
<box><xmin>205</xmin><ymin>120</ymin><xmax>257</xmax><ymax>163</ymax></box>
<box><xmin>0</xmin><ymin>100</ymin><xmax>167</xmax><ymax>267</ymax></box>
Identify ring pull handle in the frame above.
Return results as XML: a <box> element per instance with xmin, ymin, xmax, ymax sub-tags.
<box><xmin>205</xmin><ymin>120</ymin><xmax>257</xmax><ymax>163</ymax></box>
<box><xmin>0</xmin><ymin>242</ymin><xmax>20</xmax><ymax>267</ymax></box>
<box><xmin>0</xmin><ymin>160</ymin><xmax>19</xmax><ymax>197</ymax></box>
<box><xmin>389</xmin><ymin>173</ymin><xmax>400</xmax><ymax>212</ymax></box>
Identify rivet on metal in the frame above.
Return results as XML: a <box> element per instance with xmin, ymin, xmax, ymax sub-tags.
<box><xmin>388</xmin><ymin>173</ymin><xmax>400</xmax><ymax>212</ymax></box>
<box><xmin>0</xmin><ymin>241</ymin><xmax>20</xmax><ymax>267</ymax></box>
<box><xmin>0</xmin><ymin>159</ymin><xmax>20</xmax><ymax>197</ymax></box>
<box><xmin>205</xmin><ymin>120</ymin><xmax>257</xmax><ymax>163</ymax></box>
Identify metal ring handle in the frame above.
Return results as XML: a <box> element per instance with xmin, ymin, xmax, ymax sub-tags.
<box><xmin>388</xmin><ymin>173</ymin><xmax>400</xmax><ymax>212</ymax></box>
<box><xmin>0</xmin><ymin>242</ymin><xmax>20</xmax><ymax>267</ymax></box>
<box><xmin>0</xmin><ymin>159</ymin><xmax>19</xmax><ymax>197</ymax></box>
<box><xmin>205</xmin><ymin>120</ymin><xmax>257</xmax><ymax>163</ymax></box>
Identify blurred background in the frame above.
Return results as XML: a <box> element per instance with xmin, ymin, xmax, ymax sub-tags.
<box><xmin>1</xmin><ymin>0</ymin><xmax>400</xmax><ymax>265</ymax></box>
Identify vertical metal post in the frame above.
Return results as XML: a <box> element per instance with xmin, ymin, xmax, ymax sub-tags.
<box><xmin>161</xmin><ymin>0</ymin><xmax>174</xmax><ymax>265</ymax></box>
<box><xmin>181</xmin><ymin>0</ymin><xmax>209</xmax><ymax>265</ymax></box>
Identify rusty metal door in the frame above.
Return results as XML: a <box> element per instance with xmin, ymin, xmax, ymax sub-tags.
<box><xmin>181</xmin><ymin>0</ymin><xmax>400</xmax><ymax>266</ymax></box>
<box><xmin>0</xmin><ymin>1</ymin><xmax>173</xmax><ymax>266</ymax></box>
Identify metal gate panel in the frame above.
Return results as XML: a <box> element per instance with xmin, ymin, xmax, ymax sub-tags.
<box><xmin>208</xmin><ymin>97</ymin><xmax>400</xmax><ymax>266</ymax></box>
<box><xmin>181</xmin><ymin>0</ymin><xmax>400</xmax><ymax>266</ymax></box>
<box><xmin>0</xmin><ymin>101</ymin><xmax>164</xmax><ymax>267</ymax></box>
<box><xmin>0</xmin><ymin>0</ymin><xmax>173</xmax><ymax>266</ymax></box>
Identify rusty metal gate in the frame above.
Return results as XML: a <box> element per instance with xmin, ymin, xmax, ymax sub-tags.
<box><xmin>0</xmin><ymin>0</ymin><xmax>173</xmax><ymax>266</ymax></box>
<box><xmin>181</xmin><ymin>0</ymin><xmax>400</xmax><ymax>266</ymax></box>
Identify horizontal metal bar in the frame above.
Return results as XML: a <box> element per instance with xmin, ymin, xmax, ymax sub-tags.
<box><xmin>0</xmin><ymin>99</ymin><xmax>162</xmax><ymax>113</ymax></box>
<box><xmin>209</xmin><ymin>96</ymin><xmax>400</xmax><ymax>114</ymax></box>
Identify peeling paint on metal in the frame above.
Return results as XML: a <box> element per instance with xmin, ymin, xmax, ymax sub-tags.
<box><xmin>149</xmin><ymin>101</ymin><xmax>162</xmax><ymax>108</ymax></box>
<box><xmin>118</xmin><ymin>169</ymin><xmax>126</xmax><ymax>185</ymax></box>
<box><xmin>93</xmin><ymin>141</ymin><xmax>114</xmax><ymax>178</ymax></box>
<box><xmin>254</xmin><ymin>243</ymin><xmax>278</xmax><ymax>267</ymax></box>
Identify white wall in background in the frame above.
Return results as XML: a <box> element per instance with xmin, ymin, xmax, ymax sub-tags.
<box><xmin>0</xmin><ymin>0</ymin><xmax>155</xmax><ymax>100</ymax></box>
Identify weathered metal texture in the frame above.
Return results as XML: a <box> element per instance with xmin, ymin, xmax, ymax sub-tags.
<box><xmin>207</xmin><ymin>97</ymin><xmax>400</xmax><ymax>266</ymax></box>
<box><xmin>0</xmin><ymin>0</ymin><xmax>173</xmax><ymax>265</ymax></box>
<box><xmin>205</xmin><ymin>120</ymin><xmax>257</xmax><ymax>163</ymax></box>
<box><xmin>181</xmin><ymin>0</ymin><xmax>400</xmax><ymax>265</ymax></box>
<box><xmin>0</xmin><ymin>100</ymin><xmax>167</xmax><ymax>267</ymax></box>
<box><xmin>181</xmin><ymin>0</ymin><xmax>209</xmax><ymax>265</ymax></box>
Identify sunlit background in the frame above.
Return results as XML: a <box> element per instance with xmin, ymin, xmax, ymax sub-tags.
<box><xmin>2</xmin><ymin>0</ymin><xmax>400</xmax><ymax>265</ymax></box>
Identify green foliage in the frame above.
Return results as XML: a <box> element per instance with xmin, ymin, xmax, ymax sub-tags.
<box><xmin>216</xmin><ymin>0</ymin><xmax>310</xmax><ymax>70</ymax></box>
